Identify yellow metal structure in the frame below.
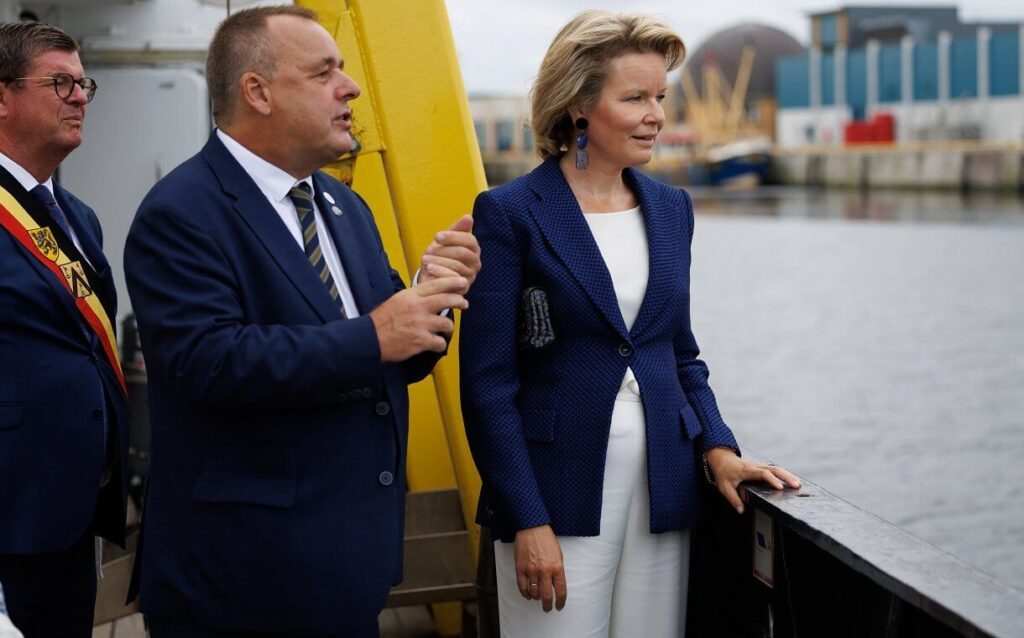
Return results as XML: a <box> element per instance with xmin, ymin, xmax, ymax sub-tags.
<box><xmin>300</xmin><ymin>1</ymin><xmax>487</xmax><ymax>634</ymax></box>
<box><xmin>681</xmin><ymin>43</ymin><xmax>761</xmax><ymax>147</ymax></box>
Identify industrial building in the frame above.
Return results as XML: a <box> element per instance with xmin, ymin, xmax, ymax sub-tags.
<box><xmin>775</xmin><ymin>5</ymin><xmax>1024</xmax><ymax>147</ymax></box>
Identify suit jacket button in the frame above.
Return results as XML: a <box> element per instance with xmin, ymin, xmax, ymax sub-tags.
<box><xmin>336</xmin><ymin>392</ymin><xmax>348</xmax><ymax>403</ymax></box>
<box><xmin>375</xmin><ymin>401</ymin><xmax>390</xmax><ymax>416</ymax></box>
<box><xmin>361</xmin><ymin>387</ymin><xmax>372</xmax><ymax>398</ymax></box>
<box><xmin>617</xmin><ymin>342</ymin><xmax>633</xmax><ymax>357</ymax></box>
<box><xmin>378</xmin><ymin>471</ymin><xmax>394</xmax><ymax>486</ymax></box>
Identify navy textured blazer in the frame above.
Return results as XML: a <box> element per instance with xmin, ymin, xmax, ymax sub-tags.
<box><xmin>460</xmin><ymin>158</ymin><xmax>739</xmax><ymax>542</ymax></box>
<box><xmin>124</xmin><ymin>134</ymin><xmax>441</xmax><ymax>633</ymax></box>
<box><xmin>0</xmin><ymin>166</ymin><xmax>129</xmax><ymax>553</ymax></box>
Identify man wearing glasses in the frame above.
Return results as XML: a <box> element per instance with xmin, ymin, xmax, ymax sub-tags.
<box><xmin>0</xmin><ymin>21</ymin><xmax>128</xmax><ymax>637</ymax></box>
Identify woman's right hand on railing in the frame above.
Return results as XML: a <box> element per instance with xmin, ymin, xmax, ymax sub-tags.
<box><xmin>707</xmin><ymin>447</ymin><xmax>801</xmax><ymax>514</ymax></box>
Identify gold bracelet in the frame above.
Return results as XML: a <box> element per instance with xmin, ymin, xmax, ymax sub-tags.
<box><xmin>702</xmin><ymin>451</ymin><xmax>717</xmax><ymax>486</ymax></box>
<box><xmin>702</xmin><ymin>446</ymin><xmax>740</xmax><ymax>487</ymax></box>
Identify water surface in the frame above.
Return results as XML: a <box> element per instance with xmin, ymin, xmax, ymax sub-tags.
<box><xmin>685</xmin><ymin>187</ymin><xmax>1024</xmax><ymax>592</ymax></box>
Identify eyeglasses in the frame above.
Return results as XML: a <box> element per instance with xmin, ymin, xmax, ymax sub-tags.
<box><xmin>2</xmin><ymin>72</ymin><xmax>98</xmax><ymax>102</ymax></box>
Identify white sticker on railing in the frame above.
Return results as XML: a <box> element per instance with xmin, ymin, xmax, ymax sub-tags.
<box><xmin>753</xmin><ymin>508</ymin><xmax>774</xmax><ymax>588</ymax></box>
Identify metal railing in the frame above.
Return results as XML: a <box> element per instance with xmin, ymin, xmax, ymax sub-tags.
<box><xmin>476</xmin><ymin>454</ymin><xmax>1024</xmax><ymax>637</ymax></box>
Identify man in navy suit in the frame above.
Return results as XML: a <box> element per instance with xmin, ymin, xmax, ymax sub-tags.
<box><xmin>124</xmin><ymin>6</ymin><xmax>480</xmax><ymax>637</ymax></box>
<box><xmin>0</xmin><ymin>21</ymin><xmax>130</xmax><ymax>637</ymax></box>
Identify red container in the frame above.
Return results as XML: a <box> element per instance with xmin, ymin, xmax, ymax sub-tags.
<box><xmin>844</xmin><ymin>121</ymin><xmax>871</xmax><ymax>144</ymax></box>
<box><xmin>872</xmin><ymin>113</ymin><xmax>895</xmax><ymax>142</ymax></box>
<box><xmin>843</xmin><ymin>113</ymin><xmax>896</xmax><ymax>145</ymax></box>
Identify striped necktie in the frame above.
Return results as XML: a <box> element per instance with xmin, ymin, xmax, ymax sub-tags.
<box><xmin>288</xmin><ymin>182</ymin><xmax>346</xmax><ymax>317</ymax></box>
<box><xmin>30</xmin><ymin>184</ymin><xmax>76</xmax><ymax>242</ymax></box>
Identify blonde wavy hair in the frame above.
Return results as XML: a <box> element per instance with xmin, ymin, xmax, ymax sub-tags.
<box><xmin>530</xmin><ymin>11</ymin><xmax>685</xmax><ymax>160</ymax></box>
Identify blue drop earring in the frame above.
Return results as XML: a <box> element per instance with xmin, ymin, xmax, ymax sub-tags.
<box><xmin>575</xmin><ymin>117</ymin><xmax>589</xmax><ymax>170</ymax></box>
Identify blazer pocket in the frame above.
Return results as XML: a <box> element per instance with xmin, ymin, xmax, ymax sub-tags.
<box><xmin>192</xmin><ymin>470</ymin><xmax>297</xmax><ymax>508</ymax></box>
<box><xmin>0</xmin><ymin>402</ymin><xmax>24</xmax><ymax>430</ymax></box>
<box><xmin>521</xmin><ymin>409</ymin><xmax>556</xmax><ymax>443</ymax></box>
<box><xmin>680</xmin><ymin>402</ymin><xmax>703</xmax><ymax>440</ymax></box>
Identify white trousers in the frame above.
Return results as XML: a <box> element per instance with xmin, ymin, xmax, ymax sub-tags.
<box><xmin>495</xmin><ymin>394</ymin><xmax>690</xmax><ymax>638</ymax></box>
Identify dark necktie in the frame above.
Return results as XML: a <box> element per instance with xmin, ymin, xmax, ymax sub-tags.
<box><xmin>30</xmin><ymin>185</ymin><xmax>109</xmax><ymax>461</ymax></box>
<box><xmin>288</xmin><ymin>183</ymin><xmax>347</xmax><ymax>317</ymax></box>
<box><xmin>30</xmin><ymin>184</ymin><xmax>75</xmax><ymax>242</ymax></box>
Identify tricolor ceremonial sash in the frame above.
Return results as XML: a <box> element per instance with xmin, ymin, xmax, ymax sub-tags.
<box><xmin>0</xmin><ymin>183</ymin><xmax>127</xmax><ymax>397</ymax></box>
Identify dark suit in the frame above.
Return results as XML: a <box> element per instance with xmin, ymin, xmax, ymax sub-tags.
<box><xmin>460</xmin><ymin>158</ymin><xmax>739</xmax><ymax>542</ymax></box>
<box><xmin>124</xmin><ymin>134</ymin><xmax>441</xmax><ymax>634</ymax></box>
<box><xmin>0</xmin><ymin>164</ymin><xmax>129</xmax><ymax>634</ymax></box>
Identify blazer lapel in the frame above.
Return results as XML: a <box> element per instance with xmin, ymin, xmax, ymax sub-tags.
<box><xmin>202</xmin><ymin>136</ymin><xmax>338</xmax><ymax>323</ymax></box>
<box><xmin>58</xmin><ymin>194</ymin><xmax>109</xmax><ymax>277</ymax></box>
<box><xmin>628</xmin><ymin>169</ymin><xmax>683</xmax><ymax>336</ymax></box>
<box><xmin>56</xmin><ymin>189</ymin><xmax>117</xmax><ymax>318</ymax></box>
<box><xmin>525</xmin><ymin>160</ymin><xmax>628</xmax><ymax>339</ymax></box>
<box><xmin>312</xmin><ymin>174</ymin><xmax>376</xmax><ymax>315</ymax></box>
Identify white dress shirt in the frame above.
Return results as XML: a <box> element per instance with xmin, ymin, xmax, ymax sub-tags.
<box><xmin>216</xmin><ymin>129</ymin><xmax>360</xmax><ymax>318</ymax></box>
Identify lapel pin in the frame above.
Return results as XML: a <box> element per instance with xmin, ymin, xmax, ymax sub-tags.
<box><xmin>324</xmin><ymin>192</ymin><xmax>336</xmax><ymax>205</ymax></box>
<box><xmin>331</xmin><ymin>206</ymin><xmax>343</xmax><ymax>216</ymax></box>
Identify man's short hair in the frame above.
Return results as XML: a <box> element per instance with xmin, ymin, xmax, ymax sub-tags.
<box><xmin>0</xmin><ymin>21</ymin><xmax>79</xmax><ymax>82</ymax></box>
<box><xmin>206</xmin><ymin>5</ymin><xmax>319</xmax><ymax>126</ymax></box>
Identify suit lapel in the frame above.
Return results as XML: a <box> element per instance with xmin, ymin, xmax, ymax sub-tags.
<box><xmin>55</xmin><ymin>187</ymin><xmax>117</xmax><ymax>319</ymax></box>
<box><xmin>627</xmin><ymin>169</ymin><xmax>682</xmax><ymax>337</ymax></box>
<box><xmin>61</xmin><ymin>199</ymin><xmax>108</xmax><ymax>276</ymax></box>
<box><xmin>312</xmin><ymin>174</ymin><xmax>375</xmax><ymax>314</ymax></box>
<box><xmin>202</xmin><ymin>136</ymin><xmax>338</xmax><ymax>323</ymax></box>
<box><xmin>525</xmin><ymin>160</ymin><xmax>628</xmax><ymax>339</ymax></box>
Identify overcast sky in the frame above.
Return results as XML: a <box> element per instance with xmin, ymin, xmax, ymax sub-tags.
<box><xmin>444</xmin><ymin>0</ymin><xmax>1022</xmax><ymax>95</ymax></box>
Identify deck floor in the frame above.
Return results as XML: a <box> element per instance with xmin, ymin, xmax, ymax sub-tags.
<box><xmin>91</xmin><ymin>607</ymin><xmax>440</xmax><ymax>637</ymax></box>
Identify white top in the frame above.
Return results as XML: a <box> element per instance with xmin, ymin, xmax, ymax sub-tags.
<box><xmin>0</xmin><ymin>150</ymin><xmax>89</xmax><ymax>263</ymax></box>
<box><xmin>217</xmin><ymin>129</ymin><xmax>359</xmax><ymax>317</ymax></box>
<box><xmin>583</xmin><ymin>206</ymin><xmax>649</xmax><ymax>400</ymax></box>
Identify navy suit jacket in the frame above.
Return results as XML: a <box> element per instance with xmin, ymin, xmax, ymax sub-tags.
<box><xmin>0</xmin><ymin>166</ymin><xmax>129</xmax><ymax>553</ymax></box>
<box><xmin>124</xmin><ymin>134</ymin><xmax>441</xmax><ymax>633</ymax></box>
<box><xmin>460</xmin><ymin>158</ymin><xmax>739</xmax><ymax>542</ymax></box>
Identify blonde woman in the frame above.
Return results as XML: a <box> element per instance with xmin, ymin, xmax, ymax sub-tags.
<box><xmin>460</xmin><ymin>11</ymin><xmax>799</xmax><ymax>637</ymax></box>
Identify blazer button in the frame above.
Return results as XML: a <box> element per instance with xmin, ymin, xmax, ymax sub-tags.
<box><xmin>361</xmin><ymin>387</ymin><xmax>373</xmax><ymax>398</ymax></box>
<box><xmin>375</xmin><ymin>401</ymin><xmax>390</xmax><ymax>416</ymax></box>
<box><xmin>378</xmin><ymin>471</ymin><xmax>394</xmax><ymax>486</ymax></box>
<box><xmin>617</xmin><ymin>342</ymin><xmax>633</xmax><ymax>357</ymax></box>
<box><xmin>336</xmin><ymin>392</ymin><xmax>348</xmax><ymax>404</ymax></box>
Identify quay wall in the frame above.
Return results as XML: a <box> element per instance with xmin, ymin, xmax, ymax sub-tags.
<box><xmin>777</xmin><ymin>97</ymin><xmax>1024</xmax><ymax>148</ymax></box>
<box><xmin>771</xmin><ymin>143</ymin><xmax>1024</xmax><ymax>190</ymax></box>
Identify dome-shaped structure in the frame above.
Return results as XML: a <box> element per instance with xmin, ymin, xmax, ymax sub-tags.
<box><xmin>680</xmin><ymin>23</ymin><xmax>804</xmax><ymax>103</ymax></box>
